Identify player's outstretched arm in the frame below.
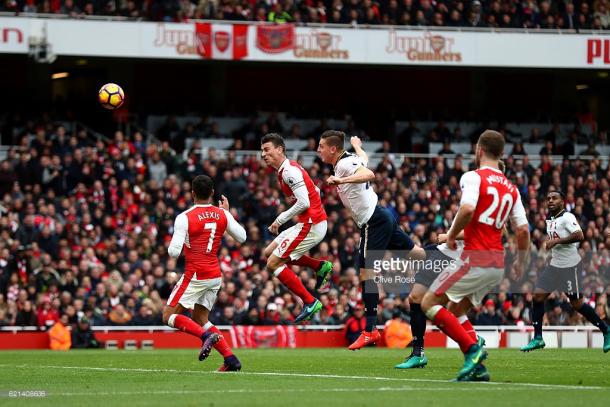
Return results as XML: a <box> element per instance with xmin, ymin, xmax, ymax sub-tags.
<box><xmin>438</xmin><ymin>231</ymin><xmax>464</xmax><ymax>243</ymax></box>
<box><xmin>350</xmin><ymin>136</ymin><xmax>369</xmax><ymax>165</ymax></box>
<box><xmin>270</xmin><ymin>167</ymin><xmax>311</xmax><ymax>234</ymax></box>
<box><xmin>513</xmin><ymin>224</ymin><xmax>530</xmax><ymax>280</ymax></box>
<box><xmin>447</xmin><ymin>171</ymin><xmax>480</xmax><ymax>249</ymax></box>
<box><xmin>544</xmin><ymin>230</ymin><xmax>584</xmax><ymax>250</ymax></box>
<box><xmin>168</xmin><ymin>213</ymin><xmax>188</xmax><ymax>258</ymax></box>
<box><xmin>510</xmin><ymin>190</ymin><xmax>530</xmax><ymax>280</ymax></box>
<box><xmin>224</xmin><ymin>211</ymin><xmax>247</xmax><ymax>243</ymax></box>
<box><xmin>327</xmin><ymin>167</ymin><xmax>375</xmax><ymax>185</ymax></box>
<box><xmin>446</xmin><ymin>204</ymin><xmax>475</xmax><ymax>248</ymax></box>
<box><xmin>219</xmin><ymin>195</ymin><xmax>247</xmax><ymax>243</ymax></box>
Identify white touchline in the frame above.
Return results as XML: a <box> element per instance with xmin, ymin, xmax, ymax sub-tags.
<box><xmin>0</xmin><ymin>364</ymin><xmax>604</xmax><ymax>391</ymax></box>
<box><xmin>38</xmin><ymin>387</ymin><xmax>515</xmax><ymax>397</ymax></box>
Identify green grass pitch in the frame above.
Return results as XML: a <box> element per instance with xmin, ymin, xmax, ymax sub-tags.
<box><xmin>0</xmin><ymin>348</ymin><xmax>608</xmax><ymax>406</ymax></box>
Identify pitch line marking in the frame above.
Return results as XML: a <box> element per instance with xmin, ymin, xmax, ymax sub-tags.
<box><xmin>0</xmin><ymin>364</ymin><xmax>605</xmax><ymax>391</ymax></box>
<box><xmin>37</xmin><ymin>387</ymin><xmax>519</xmax><ymax>397</ymax></box>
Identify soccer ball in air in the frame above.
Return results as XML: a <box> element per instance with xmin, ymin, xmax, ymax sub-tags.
<box><xmin>98</xmin><ymin>83</ymin><xmax>125</xmax><ymax>110</ymax></box>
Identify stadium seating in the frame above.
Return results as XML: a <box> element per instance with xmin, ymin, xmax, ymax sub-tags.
<box><xmin>2</xmin><ymin>1</ymin><xmax>609</xmax><ymax>30</ymax></box>
<box><xmin>0</xmin><ymin>114</ymin><xmax>608</xmax><ymax>337</ymax></box>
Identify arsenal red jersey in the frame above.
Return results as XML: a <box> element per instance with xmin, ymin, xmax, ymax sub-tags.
<box><xmin>277</xmin><ymin>159</ymin><xmax>327</xmax><ymax>224</ymax></box>
<box><xmin>167</xmin><ymin>204</ymin><xmax>247</xmax><ymax>280</ymax></box>
<box><xmin>460</xmin><ymin>166</ymin><xmax>528</xmax><ymax>266</ymax></box>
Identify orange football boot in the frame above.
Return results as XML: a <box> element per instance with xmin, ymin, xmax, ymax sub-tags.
<box><xmin>348</xmin><ymin>330</ymin><xmax>381</xmax><ymax>350</ymax></box>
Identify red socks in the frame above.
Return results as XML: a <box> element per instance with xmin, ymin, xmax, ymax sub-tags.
<box><xmin>172</xmin><ymin>316</ymin><xmax>234</xmax><ymax>359</ymax></box>
<box><xmin>275</xmin><ymin>265</ymin><xmax>315</xmax><ymax>304</ymax></box>
<box><xmin>433</xmin><ymin>307</ymin><xmax>476</xmax><ymax>353</ymax></box>
<box><xmin>288</xmin><ymin>256</ymin><xmax>323</xmax><ymax>271</ymax></box>
<box><xmin>206</xmin><ymin>324</ymin><xmax>233</xmax><ymax>358</ymax></box>
<box><xmin>460</xmin><ymin>318</ymin><xmax>477</xmax><ymax>342</ymax></box>
<box><xmin>173</xmin><ymin>315</ymin><xmax>204</xmax><ymax>338</ymax></box>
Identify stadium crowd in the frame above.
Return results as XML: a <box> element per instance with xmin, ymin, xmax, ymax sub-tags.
<box><xmin>1</xmin><ymin>0</ymin><xmax>610</xmax><ymax>30</ymax></box>
<box><xmin>0</xmin><ymin>115</ymin><xmax>609</xmax><ymax>335</ymax></box>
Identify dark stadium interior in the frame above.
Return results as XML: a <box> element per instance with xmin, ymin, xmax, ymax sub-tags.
<box><xmin>2</xmin><ymin>55</ymin><xmax>609</xmax><ymax>139</ymax></box>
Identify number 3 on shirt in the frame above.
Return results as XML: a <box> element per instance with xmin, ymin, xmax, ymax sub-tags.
<box><xmin>204</xmin><ymin>223</ymin><xmax>217</xmax><ymax>252</ymax></box>
<box><xmin>478</xmin><ymin>186</ymin><xmax>513</xmax><ymax>229</ymax></box>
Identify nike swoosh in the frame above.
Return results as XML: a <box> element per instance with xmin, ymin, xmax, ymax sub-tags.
<box><xmin>472</xmin><ymin>351</ymin><xmax>483</xmax><ymax>363</ymax></box>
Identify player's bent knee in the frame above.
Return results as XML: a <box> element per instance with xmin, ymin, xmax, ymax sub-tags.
<box><xmin>410</xmin><ymin>246</ymin><xmax>426</xmax><ymax>261</ymax></box>
<box><xmin>163</xmin><ymin>312</ymin><xmax>177</xmax><ymax>327</ymax></box>
<box><xmin>408</xmin><ymin>292</ymin><xmax>422</xmax><ymax>304</ymax></box>
<box><xmin>447</xmin><ymin>301</ymin><xmax>464</xmax><ymax>317</ymax></box>
<box><xmin>266</xmin><ymin>256</ymin><xmax>282</xmax><ymax>271</ymax></box>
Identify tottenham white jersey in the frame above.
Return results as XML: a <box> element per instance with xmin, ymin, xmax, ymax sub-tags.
<box><xmin>546</xmin><ymin>210</ymin><xmax>582</xmax><ymax>268</ymax></box>
<box><xmin>334</xmin><ymin>152</ymin><xmax>377</xmax><ymax>228</ymax></box>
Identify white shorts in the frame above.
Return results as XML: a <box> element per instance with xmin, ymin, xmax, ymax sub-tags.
<box><xmin>272</xmin><ymin>221</ymin><xmax>327</xmax><ymax>261</ymax></box>
<box><xmin>429</xmin><ymin>259</ymin><xmax>503</xmax><ymax>306</ymax></box>
<box><xmin>166</xmin><ymin>275</ymin><xmax>221</xmax><ymax>311</ymax></box>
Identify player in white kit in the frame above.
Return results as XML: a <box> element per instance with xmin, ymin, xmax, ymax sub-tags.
<box><xmin>317</xmin><ymin>130</ymin><xmax>425</xmax><ymax>350</ymax></box>
<box><xmin>521</xmin><ymin>190</ymin><xmax>610</xmax><ymax>353</ymax></box>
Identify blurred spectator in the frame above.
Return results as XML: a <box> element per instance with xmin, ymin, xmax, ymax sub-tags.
<box><xmin>384</xmin><ymin>310</ymin><xmax>413</xmax><ymax>348</ymax></box>
<box><xmin>49</xmin><ymin>314</ymin><xmax>71</xmax><ymax>350</ymax></box>
<box><xmin>475</xmin><ymin>299</ymin><xmax>503</xmax><ymax>325</ymax></box>
<box><xmin>344</xmin><ymin>304</ymin><xmax>366</xmax><ymax>344</ymax></box>
<box><xmin>71</xmin><ymin>316</ymin><xmax>100</xmax><ymax>348</ymax></box>
<box><xmin>5</xmin><ymin>0</ymin><xmax>608</xmax><ymax>30</ymax></box>
<box><xmin>0</xmin><ymin>113</ymin><xmax>609</xmax><ymax>335</ymax></box>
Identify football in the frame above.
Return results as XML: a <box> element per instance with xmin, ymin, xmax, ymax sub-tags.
<box><xmin>98</xmin><ymin>83</ymin><xmax>125</xmax><ymax>110</ymax></box>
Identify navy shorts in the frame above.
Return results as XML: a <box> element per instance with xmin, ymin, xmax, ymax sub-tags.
<box><xmin>413</xmin><ymin>244</ymin><xmax>454</xmax><ymax>288</ymax></box>
<box><xmin>358</xmin><ymin>205</ymin><xmax>415</xmax><ymax>269</ymax></box>
<box><xmin>536</xmin><ymin>262</ymin><xmax>583</xmax><ymax>298</ymax></box>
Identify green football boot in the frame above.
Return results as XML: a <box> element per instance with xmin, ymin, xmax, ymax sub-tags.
<box><xmin>456</xmin><ymin>344</ymin><xmax>488</xmax><ymax>381</ymax></box>
<box><xmin>520</xmin><ymin>336</ymin><xmax>546</xmax><ymax>352</ymax></box>
<box><xmin>294</xmin><ymin>299</ymin><xmax>323</xmax><ymax>323</ymax></box>
<box><xmin>455</xmin><ymin>364</ymin><xmax>490</xmax><ymax>382</ymax></box>
<box><xmin>395</xmin><ymin>353</ymin><xmax>428</xmax><ymax>369</ymax></box>
<box><xmin>603</xmin><ymin>331</ymin><xmax>610</xmax><ymax>353</ymax></box>
<box><xmin>315</xmin><ymin>261</ymin><xmax>333</xmax><ymax>291</ymax></box>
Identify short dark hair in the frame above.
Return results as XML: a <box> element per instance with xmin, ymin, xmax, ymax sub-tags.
<box><xmin>320</xmin><ymin>130</ymin><xmax>345</xmax><ymax>149</ymax></box>
<box><xmin>192</xmin><ymin>175</ymin><xmax>214</xmax><ymax>200</ymax></box>
<box><xmin>477</xmin><ymin>130</ymin><xmax>505</xmax><ymax>159</ymax></box>
<box><xmin>261</xmin><ymin>133</ymin><xmax>286</xmax><ymax>154</ymax></box>
<box><xmin>548</xmin><ymin>190</ymin><xmax>565</xmax><ymax>199</ymax></box>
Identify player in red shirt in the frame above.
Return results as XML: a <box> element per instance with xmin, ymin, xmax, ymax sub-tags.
<box><xmin>422</xmin><ymin>130</ymin><xmax>530</xmax><ymax>381</ymax></box>
<box><xmin>260</xmin><ymin>133</ymin><xmax>333</xmax><ymax>323</ymax></box>
<box><xmin>163</xmin><ymin>175</ymin><xmax>247</xmax><ymax>372</ymax></box>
